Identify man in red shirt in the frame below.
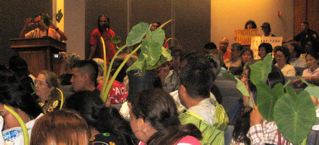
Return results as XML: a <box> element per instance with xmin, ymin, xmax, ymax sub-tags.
<box><xmin>89</xmin><ymin>15</ymin><xmax>116</xmax><ymax>61</ymax></box>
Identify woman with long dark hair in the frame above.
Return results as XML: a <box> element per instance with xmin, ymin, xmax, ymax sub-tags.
<box><xmin>129</xmin><ymin>88</ymin><xmax>202</xmax><ymax>145</ymax></box>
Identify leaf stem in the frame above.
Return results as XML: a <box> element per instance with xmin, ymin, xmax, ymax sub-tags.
<box><xmin>101</xmin><ymin>44</ymin><xmax>141</xmax><ymax>102</ymax></box>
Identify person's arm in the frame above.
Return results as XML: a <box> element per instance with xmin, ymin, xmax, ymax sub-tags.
<box><xmin>247</xmin><ymin>106</ymin><xmax>265</xmax><ymax>145</ymax></box>
<box><xmin>50</xmin><ymin>24</ymin><xmax>67</xmax><ymax>41</ymax></box>
<box><xmin>89</xmin><ymin>45</ymin><xmax>97</xmax><ymax>59</ymax></box>
<box><xmin>89</xmin><ymin>30</ymin><xmax>98</xmax><ymax>59</ymax></box>
<box><xmin>19</xmin><ymin>18</ymin><xmax>33</xmax><ymax>37</ymax></box>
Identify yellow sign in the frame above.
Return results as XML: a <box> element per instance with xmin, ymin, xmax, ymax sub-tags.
<box><xmin>234</xmin><ymin>29</ymin><xmax>260</xmax><ymax>45</ymax></box>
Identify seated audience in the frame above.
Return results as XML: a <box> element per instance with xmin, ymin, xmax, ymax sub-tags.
<box><xmin>225</xmin><ymin>43</ymin><xmax>244</xmax><ymax>75</ymax></box>
<box><xmin>64</xmin><ymin>91</ymin><xmax>136</xmax><ymax>145</ymax></box>
<box><xmin>246</xmin><ymin>66</ymin><xmax>291</xmax><ymax>144</ymax></box>
<box><xmin>274</xmin><ymin>46</ymin><xmax>296</xmax><ymax>77</ymax></box>
<box><xmin>219</xmin><ymin>37</ymin><xmax>231</xmax><ymax>67</ymax></box>
<box><xmin>128</xmin><ymin>88</ymin><xmax>202</xmax><ymax>145</ymax></box>
<box><xmin>240</xmin><ymin>47</ymin><xmax>255</xmax><ymax>68</ymax></box>
<box><xmin>9</xmin><ymin>55</ymin><xmax>35</xmax><ymax>96</ymax></box>
<box><xmin>178</xmin><ymin>51</ymin><xmax>228</xmax><ymax>145</ymax></box>
<box><xmin>70</xmin><ymin>60</ymin><xmax>100</xmax><ymax>98</ymax></box>
<box><xmin>294</xmin><ymin>50</ymin><xmax>319</xmax><ymax>87</ymax></box>
<box><xmin>203</xmin><ymin>42</ymin><xmax>221</xmax><ymax>75</ymax></box>
<box><xmin>30</xmin><ymin>110</ymin><xmax>89</xmax><ymax>145</ymax></box>
<box><xmin>258</xmin><ymin>43</ymin><xmax>273</xmax><ymax>60</ymax></box>
<box><xmin>59</xmin><ymin>52</ymin><xmax>81</xmax><ymax>85</ymax></box>
<box><xmin>0</xmin><ymin>65</ymin><xmax>42</xmax><ymax>145</ymax></box>
<box><xmin>286</xmin><ymin>42</ymin><xmax>306</xmax><ymax>75</ymax></box>
<box><xmin>35</xmin><ymin>70</ymin><xmax>62</xmax><ymax>113</ymax></box>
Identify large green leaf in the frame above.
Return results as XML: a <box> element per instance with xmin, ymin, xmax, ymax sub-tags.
<box><xmin>274</xmin><ymin>87</ymin><xmax>316</xmax><ymax>144</ymax></box>
<box><xmin>249</xmin><ymin>54</ymin><xmax>273</xmax><ymax>85</ymax></box>
<box><xmin>234</xmin><ymin>76</ymin><xmax>255</xmax><ymax>108</ymax></box>
<box><xmin>256</xmin><ymin>83</ymin><xmax>277</xmax><ymax>121</ymax></box>
<box><xmin>126</xmin><ymin>22</ymin><xmax>150</xmax><ymax>46</ymax></box>
<box><xmin>126</xmin><ymin>54</ymin><xmax>146</xmax><ymax>72</ymax></box>
<box><xmin>305</xmin><ymin>84</ymin><xmax>319</xmax><ymax>99</ymax></box>
<box><xmin>140</xmin><ymin>29</ymin><xmax>165</xmax><ymax>66</ymax></box>
<box><xmin>272</xmin><ymin>83</ymin><xmax>285</xmax><ymax>100</ymax></box>
<box><xmin>234</xmin><ymin>77</ymin><xmax>250</xmax><ymax>97</ymax></box>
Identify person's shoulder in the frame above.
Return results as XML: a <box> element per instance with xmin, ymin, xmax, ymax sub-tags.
<box><xmin>176</xmin><ymin>135</ymin><xmax>201</xmax><ymax>145</ymax></box>
<box><xmin>108</xmin><ymin>28</ymin><xmax>116</xmax><ymax>35</ymax></box>
<box><xmin>90</xmin><ymin>28</ymin><xmax>100</xmax><ymax>35</ymax></box>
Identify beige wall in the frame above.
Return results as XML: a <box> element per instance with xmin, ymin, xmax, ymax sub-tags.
<box><xmin>211</xmin><ymin>0</ymin><xmax>294</xmax><ymax>45</ymax></box>
<box><xmin>64</xmin><ymin>0</ymin><xmax>85</xmax><ymax>58</ymax></box>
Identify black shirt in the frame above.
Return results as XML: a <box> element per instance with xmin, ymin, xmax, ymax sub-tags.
<box><xmin>294</xmin><ymin>29</ymin><xmax>319</xmax><ymax>51</ymax></box>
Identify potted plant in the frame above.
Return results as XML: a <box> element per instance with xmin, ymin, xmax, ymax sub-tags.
<box><xmin>99</xmin><ymin>20</ymin><xmax>172</xmax><ymax>103</ymax></box>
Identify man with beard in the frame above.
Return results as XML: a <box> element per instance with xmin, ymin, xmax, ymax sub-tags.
<box><xmin>88</xmin><ymin>15</ymin><xmax>116</xmax><ymax>60</ymax></box>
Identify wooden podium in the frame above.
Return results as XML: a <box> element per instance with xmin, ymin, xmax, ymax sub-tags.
<box><xmin>10</xmin><ymin>37</ymin><xmax>66</xmax><ymax>75</ymax></box>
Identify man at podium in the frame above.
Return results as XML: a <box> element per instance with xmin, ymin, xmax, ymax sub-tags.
<box><xmin>20</xmin><ymin>13</ymin><xmax>67</xmax><ymax>42</ymax></box>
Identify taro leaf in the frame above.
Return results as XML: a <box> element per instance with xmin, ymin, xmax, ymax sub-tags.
<box><xmin>126</xmin><ymin>54</ymin><xmax>146</xmax><ymax>72</ymax></box>
<box><xmin>249</xmin><ymin>54</ymin><xmax>273</xmax><ymax>85</ymax></box>
<box><xmin>305</xmin><ymin>85</ymin><xmax>319</xmax><ymax>99</ymax></box>
<box><xmin>256</xmin><ymin>82</ymin><xmax>277</xmax><ymax>121</ymax></box>
<box><xmin>126</xmin><ymin>22</ymin><xmax>150</xmax><ymax>46</ymax></box>
<box><xmin>274</xmin><ymin>87</ymin><xmax>315</xmax><ymax>145</ymax></box>
<box><xmin>140</xmin><ymin>29</ymin><xmax>165</xmax><ymax>66</ymax></box>
<box><xmin>234</xmin><ymin>76</ymin><xmax>254</xmax><ymax>108</ymax></box>
<box><xmin>234</xmin><ymin>77</ymin><xmax>250</xmax><ymax>97</ymax></box>
<box><xmin>302</xmin><ymin>80</ymin><xmax>319</xmax><ymax>99</ymax></box>
<box><xmin>272</xmin><ymin>83</ymin><xmax>285</xmax><ymax>100</ymax></box>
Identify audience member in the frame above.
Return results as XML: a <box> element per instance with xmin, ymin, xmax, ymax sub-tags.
<box><xmin>30</xmin><ymin>110</ymin><xmax>89</xmax><ymax>145</ymax></box>
<box><xmin>274</xmin><ymin>46</ymin><xmax>296</xmax><ymax>77</ymax></box>
<box><xmin>286</xmin><ymin>43</ymin><xmax>306</xmax><ymax>69</ymax></box>
<box><xmin>246</xmin><ymin>68</ymin><xmax>292</xmax><ymax>144</ymax></box>
<box><xmin>59</xmin><ymin>52</ymin><xmax>81</xmax><ymax>85</ymax></box>
<box><xmin>64</xmin><ymin>91</ymin><xmax>136</xmax><ymax>145</ymax></box>
<box><xmin>0</xmin><ymin>65</ymin><xmax>42</xmax><ymax>145</ymax></box>
<box><xmin>128</xmin><ymin>88</ymin><xmax>202</xmax><ymax>145</ymax></box>
<box><xmin>219</xmin><ymin>37</ymin><xmax>231</xmax><ymax>66</ymax></box>
<box><xmin>226</xmin><ymin>43</ymin><xmax>244</xmax><ymax>75</ymax></box>
<box><xmin>204</xmin><ymin>42</ymin><xmax>221</xmax><ymax>74</ymax></box>
<box><xmin>258</xmin><ymin>43</ymin><xmax>273</xmax><ymax>60</ymax></box>
<box><xmin>244</xmin><ymin>20</ymin><xmax>257</xmax><ymax>29</ymax></box>
<box><xmin>294</xmin><ymin>50</ymin><xmax>319</xmax><ymax>87</ymax></box>
<box><xmin>70</xmin><ymin>60</ymin><xmax>99</xmax><ymax>95</ymax></box>
<box><xmin>20</xmin><ymin>13</ymin><xmax>67</xmax><ymax>41</ymax></box>
<box><xmin>261</xmin><ymin>22</ymin><xmax>275</xmax><ymax>37</ymax></box>
<box><xmin>240</xmin><ymin>47</ymin><xmax>254</xmax><ymax>67</ymax></box>
<box><xmin>9</xmin><ymin>55</ymin><xmax>35</xmax><ymax>96</ymax></box>
<box><xmin>178</xmin><ymin>51</ymin><xmax>228</xmax><ymax>145</ymax></box>
<box><xmin>35</xmin><ymin>70</ymin><xmax>62</xmax><ymax>113</ymax></box>
<box><xmin>294</xmin><ymin>21</ymin><xmax>319</xmax><ymax>51</ymax></box>
<box><xmin>89</xmin><ymin>15</ymin><xmax>116</xmax><ymax>60</ymax></box>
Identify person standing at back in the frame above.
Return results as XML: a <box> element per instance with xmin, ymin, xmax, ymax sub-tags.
<box><xmin>294</xmin><ymin>21</ymin><xmax>319</xmax><ymax>51</ymax></box>
<box><xmin>89</xmin><ymin>15</ymin><xmax>116</xmax><ymax>60</ymax></box>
